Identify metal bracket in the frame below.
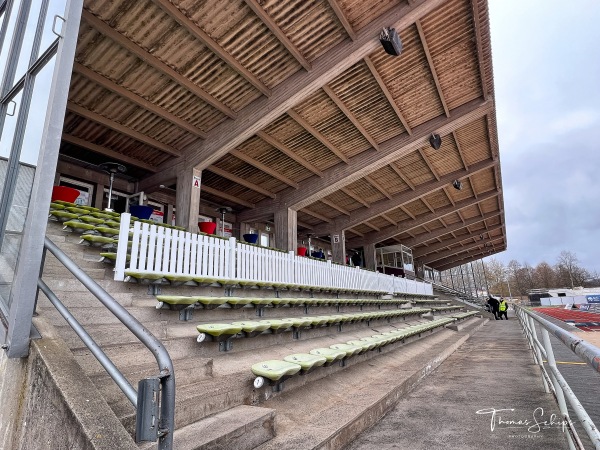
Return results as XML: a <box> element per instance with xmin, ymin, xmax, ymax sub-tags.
<box><xmin>309</xmin><ymin>291</ymin><xmax>314</xmax><ymax>299</ymax></box>
<box><xmin>275</xmin><ymin>290</ymin><xmax>280</xmax><ymax>298</ymax></box>
<box><xmin>340</xmin><ymin>359</ymin><xmax>347</xmax><ymax>367</ymax></box>
<box><xmin>135</xmin><ymin>377</ymin><xmax>160</xmax><ymax>443</ymax></box>
<box><xmin>292</xmin><ymin>328</ymin><xmax>301</xmax><ymax>340</ymax></box>
<box><xmin>6</xmin><ymin>100</ymin><xmax>16</xmax><ymax>116</ymax></box>
<box><xmin>337</xmin><ymin>324</ymin><xmax>343</xmax><ymax>333</ymax></box>
<box><xmin>219</xmin><ymin>339</ymin><xmax>234</xmax><ymax>352</ymax></box>
<box><xmin>304</xmin><ymin>305</ymin><xmax>309</xmax><ymax>314</ymax></box>
<box><xmin>52</xmin><ymin>15</ymin><xmax>66</xmax><ymax>38</ymax></box>
<box><xmin>225</xmin><ymin>286</ymin><xmax>234</xmax><ymax>297</ymax></box>
<box><xmin>179</xmin><ymin>307</ymin><xmax>193</xmax><ymax>321</ymax></box>
<box><xmin>336</xmin><ymin>304</ymin><xmax>340</xmax><ymax>312</ymax></box>
<box><xmin>256</xmin><ymin>307</ymin><xmax>265</xmax><ymax>317</ymax></box>
<box><xmin>147</xmin><ymin>285</ymin><xmax>161</xmax><ymax>295</ymax></box>
<box><xmin>272</xmin><ymin>381</ymin><xmax>285</xmax><ymax>392</ymax></box>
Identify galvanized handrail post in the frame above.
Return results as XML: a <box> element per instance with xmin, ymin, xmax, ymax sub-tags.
<box><xmin>540</xmin><ymin>328</ymin><xmax>576</xmax><ymax>450</ymax></box>
<box><xmin>527</xmin><ymin>315</ymin><xmax>550</xmax><ymax>393</ymax></box>
<box><xmin>42</xmin><ymin>238</ymin><xmax>175</xmax><ymax>449</ymax></box>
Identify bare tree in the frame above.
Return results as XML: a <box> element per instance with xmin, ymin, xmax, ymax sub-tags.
<box><xmin>532</xmin><ymin>262</ymin><xmax>556</xmax><ymax>289</ymax></box>
<box><xmin>557</xmin><ymin>250</ymin><xmax>579</xmax><ymax>289</ymax></box>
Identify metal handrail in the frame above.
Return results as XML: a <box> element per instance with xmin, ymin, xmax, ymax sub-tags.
<box><xmin>40</xmin><ymin>237</ymin><xmax>175</xmax><ymax>449</ymax></box>
<box><xmin>516</xmin><ymin>305</ymin><xmax>600</xmax><ymax>450</ymax></box>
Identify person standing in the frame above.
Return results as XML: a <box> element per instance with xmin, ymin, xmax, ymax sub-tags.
<box><xmin>498</xmin><ymin>298</ymin><xmax>508</xmax><ymax>320</ymax></box>
<box><xmin>487</xmin><ymin>296</ymin><xmax>500</xmax><ymax>320</ymax></box>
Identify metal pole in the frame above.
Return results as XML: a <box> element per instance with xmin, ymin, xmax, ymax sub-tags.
<box><xmin>470</xmin><ymin>262</ymin><xmax>480</xmax><ymax>301</ymax></box>
<box><xmin>528</xmin><ymin>315</ymin><xmax>550</xmax><ymax>393</ymax></box>
<box><xmin>107</xmin><ymin>171</ymin><xmax>115</xmax><ymax>211</ymax></box>
<box><xmin>480</xmin><ymin>259</ymin><xmax>490</xmax><ymax>294</ymax></box>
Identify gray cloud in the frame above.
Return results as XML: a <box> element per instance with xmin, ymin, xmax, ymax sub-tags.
<box><xmin>488</xmin><ymin>0</ymin><xmax>600</xmax><ymax>272</ymax></box>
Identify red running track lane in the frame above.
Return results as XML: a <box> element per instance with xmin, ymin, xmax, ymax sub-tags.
<box><xmin>534</xmin><ymin>307</ymin><xmax>600</xmax><ymax>331</ymax></box>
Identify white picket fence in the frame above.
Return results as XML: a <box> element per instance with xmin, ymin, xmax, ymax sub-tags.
<box><xmin>114</xmin><ymin>214</ymin><xmax>433</xmax><ymax>296</ymax></box>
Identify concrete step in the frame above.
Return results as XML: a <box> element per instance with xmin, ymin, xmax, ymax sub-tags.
<box><xmin>254</xmin><ymin>317</ymin><xmax>487</xmax><ymax>450</ymax></box>
<box><xmin>37</xmin><ymin>290</ymin><xmax>136</xmax><ymax>309</ymax></box>
<box><xmin>138</xmin><ymin>406</ymin><xmax>275</xmax><ymax>450</ymax></box>
<box><xmin>92</xmin><ymin>355</ymin><xmax>213</xmax><ymax>405</ymax></box>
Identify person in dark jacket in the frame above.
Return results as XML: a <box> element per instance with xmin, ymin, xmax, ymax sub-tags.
<box><xmin>487</xmin><ymin>296</ymin><xmax>500</xmax><ymax>320</ymax></box>
<box><xmin>351</xmin><ymin>251</ymin><xmax>362</xmax><ymax>267</ymax></box>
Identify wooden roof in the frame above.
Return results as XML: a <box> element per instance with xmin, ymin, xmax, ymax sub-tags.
<box><xmin>61</xmin><ymin>0</ymin><xmax>505</xmax><ymax>270</ymax></box>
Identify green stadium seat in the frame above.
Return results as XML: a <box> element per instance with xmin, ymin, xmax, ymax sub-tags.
<box><xmin>283</xmin><ymin>353</ymin><xmax>327</xmax><ymax>374</ymax></box>
<box><xmin>230</xmin><ymin>321</ymin><xmax>271</xmax><ymax>337</ymax></box>
<box><xmin>49</xmin><ymin>211</ymin><xmax>79</xmax><ymax>221</ymax></box>
<box><xmin>251</xmin><ymin>360</ymin><xmax>301</xmax><ymax>382</ymax></box>
<box><xmin>62</xmin><ymin>220</ymin><xmax>96</xmax><ymax>232</ymax></box>
<box><xmin>309</xmin><ymin>348</ymin><xmax>345</xmax><ymax>366</ymax></box>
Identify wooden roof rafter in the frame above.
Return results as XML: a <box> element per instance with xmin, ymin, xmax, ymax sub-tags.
<box><xmin>364</xmin><ymin>222</ymin><xmax>381</xmax><ymax>232</ymax></box>
<box><xmin>302</xmin><ymin>208</ymin><xmax>332</xmax><ymax>223</ymax></box>
<box><xmin>348</xmin><ymin>190</ymin><xmax>501</xmax><ymax>247</ymax></box>
<box><xmin>418</xmin><ymin>147</ymin><xmax>440</xmax><ymax>181</ymax></box>
<box><xmin>206</xmin><ymin>165</ymin><xmax>276</xmax><ymax>199</ymax></box>
<box><xmin>341</xmin><ymin>187</ymin><xmax>370</xmax><ymax>208</ymax></box>
<box><xmin>327</xmin><ymin>0</ymin><xmax>356</xmax><ymax>40</ymax></box>
<box><xmin>422</xmin><ymin>235</ymin><xmax>504</xmax><ymax>265</ymax></box>
<box><xmin>389</xmin><ymin>162</ymin><xmax>416</xmax><ymax>190</ymax></box>
<box><xmin>415</xmin><ymin>19</ymin><xmax>449</xmax><ymax>117</ymax></box>
<box><xmin>364</xmin><ymin>175</ymin><xmax>393</xmax><ymax>200</ymax></box>
<box><xmin>363</xmin><ymin>55</ymin><xmax>412</xmax><ymax>134</ymax></box>
<box><xmin>201</xmin><ymin>185</ymin><xmax>255</xmax><ymax>209</ymax></box>
<box><xmin>452</xmin><ymin>131</ymin><xmax>468</xmax><ymax>169</ymax></box>
<box><xmin>320</xmin><ymin>198</ymin><xmax>350</xmax><ymax>216</ymax></box>
<box><xmin>228</xmin><ymin>149</ymin><xmax>299</xmax><ymax>189</ymax></box>
<box><xmin>322</xmin><ymin>85</ymin><xmax>380</xmax><ymax>151</ymax></box>
<box><xmin>81</xmin><ymin>10</ymin><xmax>236</xmax><ymax>119</ymax></box>
<box><xmin>287</xmin><ymin>109</ymin><xmax>349</xmax><ymax>163</ymax></box>
<box><xmin>256</xmin><ymin>131</ymin><xmax>324</xmax><ymax>177</ymax></box>
<box><xmin>61</xmin><ymin>134</ymin><xmax>158</xmax><ymax>172</ymax></box>
<box><xmin>66</xmin><ymin>102</ymin><xmax>182</xmax><ymax>157</ymax></box>
<box><xmin>150</xmin><ymin>0</ymin><xmax>271</xmax><ymax>97</ymax></box>
<box><xmin>242</xmin><ymin>0</ymin><xmax>311</xmax><ymax>71</ymax></box>
<box><xmin>72</xmin><ymin>63</ymin><xmax>207</xmax><ymax>139</ymax></box>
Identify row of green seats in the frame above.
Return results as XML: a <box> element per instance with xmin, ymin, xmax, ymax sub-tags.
<box><xmin>195</xmin><ymin>308</ymin><xmax>433</xmax><ymax>343</ymax></box>
<box><xmin>155</xmin><ymin>295</ymin><xmax>414</xmax><ymax>311</ymax></box>
<box><xmin>250</xmin><ymin>317</ymin><xmax>457</xmax><ymax>388</ymax></box>
<box><xmin>430</xmin><ymin>306</ymin><xmax>463</xmax><ymax>312</ymax></box>
<box><xmin>450</xmin><ymin>311</ymin><xmax>479</xmax><ymax>320</ymax></box>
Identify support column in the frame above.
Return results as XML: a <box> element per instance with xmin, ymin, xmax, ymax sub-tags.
<box><xmin>175</xmin><ymin>167</ymin><xmax>202</xmax><ymax>232</ymax></box>
<box><xmin>363</xmin><ymin>243</ymin><xmax>376</xmax><ymax>270</ymax></box>
<box><xmin>330</xmin><ymin>230</ymin><xmax>346</xmax><ymax>264</ymax></box>
<box><xmin>94</xmin><ymin>183</ymin><xmax>104</xmax><ymax>209</ymax></box>
<box><xmin>274</xmin><ymin>208</ymin><xmax>297</xmax><ymax>252</ymax></box>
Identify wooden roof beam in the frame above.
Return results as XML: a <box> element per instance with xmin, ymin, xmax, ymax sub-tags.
<box><xmin>61</xmin><ymin>134</ymin><xmax>158</xmax><ymax>172</ymax></box>
<box><xmin>66</xmin><ymin>102</ymin><xmax>182</xmax><ymax>157</ymax></box>
<box><xmin>320</xmin><ymin>198</ymin><xmax>350</xmax><ymax>215</ymax></box>
<box><xmin>431</xmin><ymin>240</ymin><xmax>506</xmax><ymax>269</ymax></box>
<box><xmin>418</xmin><ymin>147</ymin><xmax>440</xmax><ymax>181</ymax></box>
<box><xmin>237</xmin><ymin>99</ymin><xmax>492</xmax><ymax>222</ymax></box>
<box><xmin>390</xmin><ymin>162</ymin><xmax>416</xmax><ymax>190</ymax></box>
<box><xmin>416</xmin><ymin>19</ymin><xmax>449</xmax><ymax>117</ymax></box>
<box><xmin>341</xmin><ymin>187</ymin><xmax>370</xmax><ymax>208</ymax></box>
<box><xmin>442</xmin><ymin>187</ymin><xmax>455</xmax><ymax>206</ymax></box>
<box><xmin>346</xmin><ymin>228</ymin><xmax>364</xmax><ymax>238</ymax></box>
<box><xmin>206</xmin><ymin>165</ymin><xmax>276</xmax><ymax>199</ymax></box>
<box><xmin>323</xmin><ymin>85</ymin><xmax>380</xmax><ymax>151</ymax></box>
<box><xmin>452</xmin><ymin>131</ymin><xmax>468</xmax><ymax>170</ymax></box>
<box><xmin>364</xmin><ymin>222</ymin><xmax>380</xmax><ymax>232</ymax></box>
<box><xmin>243</xmin><ymin>0</ymin><xmax>311</xmax><ymax>71</ymax></box>
<box><xmin>287</xmin><ymin>110</ymin><xmax>348</xmax><ymax>163</ymax></box>
<box><xmin>347</xmin><ymin>190</ymin><xmax>501</xmax><ymax>247</ymax></box>
<box><xmin>422</xmin><ymin>235</ymin><xmax>504</xmax><ymax>265</ymax></box>
<box><xmin>139</xmin><ymin>0</ymin><xmax>457</xmax><ymax>190</ymax></box>
<box><xmin>315</xmin><ymin>157</ymin><xmax>497</xmax><ymax>235</ymax></box>
<box><xmin>257</xmin><ymin>131</ymin><xmax>324</xmax><ymax>177</ymax></box>
<box><xmin>365</xmin><ymin>175</ymin><xmax>393</xmax><ymax>200</ymax></box>
<box><xmin>229</xmin><ymin>149</ymin><xmax>299</xmax><ymax>189</ymax></box>
<box><xmin>364</xmin><ymin>55</ymin><xmax>412</xmax><ymax>134</ymax></box>
<box><xmin>73</xmin><ymin>63</ymin><xmax>207</xmax><ymax>139</ymax></box>
<box><xmin>436</xmin><ymin>248</ymin><xmax>506</xmax><ymax>271</ymax></box>
<box><xmin>381</xmin><ymin>214</ymin><xmax>397</xmax><ymax>226</ymax></box>
<box><xmin>201</xmin><ymin>185</ymin><xmax>255</xmax><ymax>208</ymax></box>
<box><xmin>327</xmin><ymin>0</ymin><xmax>356</xmax><ymax>40</ymax></box>
<box><xmin>401</xmin><ymin>211</ymin><xmax>502</xmax><ymax>248</ymax></box>
<box><xmin>414</xmin><ymin>223</ymin><xmax>504</xmax><ymax>258</ymax></box>
<box><xmin>81</xmin><ymin>10</ymin><xmax>236</xmax><ymax>119</ymax></box>
<box><xmin>457</xmin><ymin>210</ymin><xmax>465</xmax><ymax>223</ymax></box>
<box><xmin>297</xmin><ymin>220</ymin><xmax>314</xmax><ymax>230</ymax></box>
<box><xmin>301</xmin><ymin>208</ymin><xmax>332</xmax><ymax>223</ymax></box>
<box><xmin>422</xmin><ymin>198</ymin><xmax>435</xmax><ymax>213</ymax></box>
<box><xmin>151</xmin><ymin>0</ymin><xmax>270</xmax><ymax>97</ymax></box>
<box><xmin>399</xmin><ymin>205</ymin><xmax>416</xmax><ymax>220</ymax></box>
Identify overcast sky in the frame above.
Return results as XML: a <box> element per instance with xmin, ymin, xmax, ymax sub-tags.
<box><xmin>485</xmin><ymin>0</ymin><xmax>600</xmax><ymax>272</ymax></box>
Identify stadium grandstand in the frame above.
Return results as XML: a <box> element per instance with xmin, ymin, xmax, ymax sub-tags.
<box><xmin>1</xmin><ymin>0</ymin><xmax>598</xmax><ymax>449</ymax></box>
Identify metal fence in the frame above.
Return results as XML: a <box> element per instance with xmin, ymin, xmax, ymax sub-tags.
<box><xmin>516</xmin><ymin>305</ymin><xmax>600</xmax><ymax>450</ymax></box>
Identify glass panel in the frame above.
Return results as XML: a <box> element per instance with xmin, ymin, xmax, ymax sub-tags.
<box><xmin>14</xmin><ymin>0</ymin><xmax>43</xmax><ymax>82</ymax></box>
<box><xmin>19</xmin><ymin>53</ymin><xmax>56</xmax><ymax>165</ymax></box>
<box><xmin>38</xmin><ymin>0</ymin><xmax>66</xmax><ymax>56</ymax></box>
<box><xmin>0</xmin><ymin>163</ymin><xmax>36</xmax><ymax>308</ymax></box>
<box><xmin>0</xmin><ymin>88</ymin><xmax>23</xmax><ymax>160</ymax></box>
<box><xmin>0</xmin><ymin>0</ymin><xmax>20</xmax><ymax>87</ymax></box>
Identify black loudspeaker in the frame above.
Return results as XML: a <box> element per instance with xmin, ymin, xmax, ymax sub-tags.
<box><xmin>452</xmin><ymin>180</ymin><xmax>463</xmax><ymax>190</ymax></box>
<box><xmin>429</xmin><ymin>133</ymin><xmax>442</xmax><ymax>150</ymax></box>
<box><xmin>379</xmin><ymin>27</ymin><xmax>403</xmax><ymax>56</ymax></box>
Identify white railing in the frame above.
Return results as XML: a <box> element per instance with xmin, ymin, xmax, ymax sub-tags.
<box><xmin>114</xmin><ymin>214</ymin><xmax>433</xmax><ymax>296</ymax></box>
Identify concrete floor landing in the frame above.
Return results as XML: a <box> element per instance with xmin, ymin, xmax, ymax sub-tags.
<box><xmin>346</xmin><ymin>314</ymin><xmax>569</xmax><ymax>450</ymax></box>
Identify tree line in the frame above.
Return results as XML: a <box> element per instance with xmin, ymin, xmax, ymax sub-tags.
<box><xmin>483</xmin><ymin>251</ymin><xmax>598</xmax><ymax>298</ymax></box>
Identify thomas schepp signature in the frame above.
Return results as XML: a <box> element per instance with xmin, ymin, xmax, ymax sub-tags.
<box><xmin>476</xmin><ymin>407</ymin><xmax>570</xmax><ymax>433</ymax></box>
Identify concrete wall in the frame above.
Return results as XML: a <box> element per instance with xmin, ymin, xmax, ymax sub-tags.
<box><xmin>0</xmin><ymin>318</ymin><xmax>136</xmax><ymax>450</ymax></box>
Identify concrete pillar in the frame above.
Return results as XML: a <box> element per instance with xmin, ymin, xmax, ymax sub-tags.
<box><xmin>175</xmin><ymin>167</ymin><xmax>202</xmax><ymax>232</ymax></box>
<box><xmin>364</xmin><ymin>243</ymin><xmax>376</xmax><ymax>270</ymax></box>
<box><xmin>274</xmin><ymin>208</ymin><xmax>297</xmax><ymax>251</ymax></box>
<box><xmin>330</xmin><ymin>230</ymin><xmax>346</xmax><ymax>264</ymax></box>
<box><xmin>94</xmin><ymin>183</ymin><xmax>104</xmax><ymax>209</ymax></box>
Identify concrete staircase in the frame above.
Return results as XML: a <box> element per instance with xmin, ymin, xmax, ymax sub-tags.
<box><xmin>36</xmin><ymin>220</ymin><xmax>485</xmax><ymax>449</ymax></box>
